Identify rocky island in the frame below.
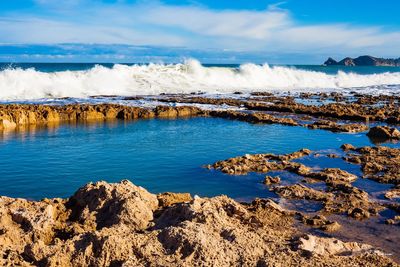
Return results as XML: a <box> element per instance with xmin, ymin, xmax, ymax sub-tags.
<box><xmin>324</xmin><ymin>55</ymin><xmax>400</xmax><ymax>66</ymax></box>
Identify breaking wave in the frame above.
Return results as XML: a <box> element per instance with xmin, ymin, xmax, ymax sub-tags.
<box><xmin>0</xmin><ymin>59</ymin><xmax>400</xmax><ymax>100</ymax></box>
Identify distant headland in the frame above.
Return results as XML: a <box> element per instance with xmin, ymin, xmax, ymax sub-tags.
<box><xmin>324</xmin><ymin>55</ymin><xmax>400</xmax><ymax>66</ymax></box>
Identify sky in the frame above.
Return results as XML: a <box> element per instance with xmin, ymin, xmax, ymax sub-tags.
<box><xmin>0</xmin><ymin>0</ymin><xmax>399</xmax><ymax>64</ymax></box>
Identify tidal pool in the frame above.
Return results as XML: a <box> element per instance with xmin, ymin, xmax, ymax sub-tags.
<box><xmin>0</xmin><ymin>117</ymin><xmax>384</xmax><ymax>200</ymax></box>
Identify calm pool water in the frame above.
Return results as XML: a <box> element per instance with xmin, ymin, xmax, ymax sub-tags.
<box><xmin>0</xmin><ymin>117</ymin><xmax>388</xmax><ymax>200</ymax></box>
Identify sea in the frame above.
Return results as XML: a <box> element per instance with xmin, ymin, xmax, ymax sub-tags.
<box><xmin>0</xmin><ymin>60</ymin><xmax>399</xmax><ymax>103</ymax></box>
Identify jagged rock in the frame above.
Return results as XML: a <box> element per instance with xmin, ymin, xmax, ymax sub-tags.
<box><xmin>299</xmin><ymin>214</ymin><xmax>341</xmax><ymax>232</ymax></box>
<box><xmin>298</xmin><ymin>234</ymin><xmax>376</xmax><ymax>256</ymax></box>
<box><xmin>384</xmin><ymin>188</ymin><xmax>400</xmax><ymax>200</ymax></box>
<box><xmin>344</xmin><ymin>146</ymin><xmax>400</xmax><ymax>185</ymax></box>
<box><xmin>306</xmin><ymin>168</ymin><xmax>357</xmax><ymax>184</ymax></box>
<box><xmin>209</xmin><ymin>149</ymin><xmax>311</xmax><ymax>175</ymax></box>
<box><xmin>0</xmin><ymin>181</ymin><xmax>395</xmax><ymax>266</ymax></box>
<box><xmin>367</xmin><ymin>126</ymin><xmax>400</xmax><ymax>140</ymax></box>
<box><xmin>273</xmin><ymin>184</ymin><xmax>331</xmax><ymax>201</ymax></box>
<box><xmin>341</xmin><ymin>144</ymin><xmax>356</xmax><ymax>151</ymax></box>
<box><xmin>157</xmin><ymin>192</ymin><xmax>192</xmax><ymax>208</ymax></box>
<box><xmin>263</xmin><ymin>176</ymin><xmax>281</xmax><ymax>185</ymax></box>
<box><xmin>0</xmin><ymin>104</ymin><xmax>204</xmax><ymax>130</ymax></box>
<box><xmin>324</xmin><ymin>183</ymin><xmax>384</xmax><ymax>220</ymax></box>
<box><xmin>67</xmin><ymin>180</ymin><xmax>158</xmax><ymax>231</ymax></box>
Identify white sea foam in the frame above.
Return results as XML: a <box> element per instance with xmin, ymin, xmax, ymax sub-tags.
<box><xmin>0</xmin><ymin>59</ymin><xmax>399</xmax><ymax>100</ymax></box>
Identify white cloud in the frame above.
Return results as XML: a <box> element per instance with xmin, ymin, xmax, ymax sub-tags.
<box><xmin>0</xmin><ymin>1</ymin><xmax>399</xmax><ymax>57</ymax></box>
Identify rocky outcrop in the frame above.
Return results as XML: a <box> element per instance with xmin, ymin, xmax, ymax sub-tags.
<box><xmin>367</xmin><ymin>126</ymin><xmax>400</xmax><ymax>140</ymax></box>
<box><xmin>207</xmin><ymin>149</ymin><xmax>312</xmax><ymax>175</ymax></box>
<box><xmin>0</xmin><ymin>104</ymin><xmax>205</xmax><ymax>130</ymax></box>
<box><xmin>0</xmin><ymin>180</ymin><xmax>396</xmax><ymax>266</ymax></box>
<box><xmin>343</xmin><ymin>146</ymin><xmax>400</xmax><ymax>185</ymax></box>
<box><xmin>324</xmin><ymin>55</ymin><xmax>400</xmax><ymax>66</ymax></box>
<box><xmin>273</xmin><ymin>183</ymin><xmax>383</xmax><ymax>220</ymax></box>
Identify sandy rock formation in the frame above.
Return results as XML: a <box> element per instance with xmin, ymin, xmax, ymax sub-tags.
<box><xmin>0</xmin><ymin>180</ymin><xmax>396</xmax><ymax>266</ymax></box>
<box><xmin>0</xmin><ymin>104</ymin><xmax>205</xmax><ymax>130</ymax></box>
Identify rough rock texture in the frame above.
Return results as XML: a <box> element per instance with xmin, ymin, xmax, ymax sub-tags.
<box><xmin>263</xmin><ymin>176</ymin><xmax>281</xmax><ymax>185</ymax></box>
<box><xmin>298</xmin><ymin>214</ymin><xmax>341</xmax><ymax>232</ymax></box>
<box><xmin>344</xmin><ymin>146</ymin><xmax>400</xmax><ymax>185</ymax></box>
<box><xmin>0</xmin><ymin>180</ymin><xmax>396</xmax><ymax>267</ymax></box>
<box><xmin>208</xmin><ymin>149</ymin><xmax>312</xmax><ymax>175</ymax></box>
<box><xmin>0</xmin><ymin>104</ymin><xmax>205</xmax><ymax>130</ymax></box>
<box><xmin>273</xmin><ymin>183</ymin><xmax>383</xmax><ymax>220</ymax></box>
<box><xmin>274</xmin><ymin>184</ymin><xmax>331</xmax><ymax>201</ymax></box>
<box><xmin>367</xmin><ymin>126</ymin><xmax>400</xmax><ymax>140</ymax></box>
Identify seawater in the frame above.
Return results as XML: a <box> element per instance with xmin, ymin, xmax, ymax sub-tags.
<box><xmin>0</xmin><ymin>60</ymin><xmax>399</xmax><ymax>100</ymax></box>
<box><xmin>0</xmin><ymin>117</ymin><xmax>390</xmax><ymax>200</ymax></box>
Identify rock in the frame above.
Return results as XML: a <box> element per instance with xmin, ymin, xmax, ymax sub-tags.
<box><xmin>0</xmin><ymin>104</ymin><xmax>204</xmax><ymax>130</ymax></box>
<box><xmin>384</xmin><ymin>188</ymin><xmax>400</xmax><ymax>199</ymax></box>
<box><xmin>367</xmin><ymin>126</ymin><xmax>400</xmax><ymax>140</ymax></box>
<box><xmin>209</xmin><ymin>149</ymin><xmax>311</xmax><ymax>175</ymax></box>
<box><xmin>263</xmin><ymin>176</ymin><xmax>281</xmax><ymax>185</ymax></box>
<box><xmin>324</xmin><ymin>183</ymin><xmax>384</xmax><ymax>220</ymax></box>
<box><xmin>157</xmin><ymin>192</ymin><xmax>192</xmax><ymax>208</ymax></box>
<box><xmin>321</xmin><ymin>221</ymin><xmax>341</xmax><ymax>232</ymax></box>
<box><xmin>307</xmin><ymin>168</ymin><xmax>358</xmax><ymax>184</ymax></box>
<box><xmin>273</xmin><ymin>184</ymin><xmax>331</xmax><ymax>201</ymax></box>
<box><xmin>344</xmin><ymin>146</ymin><xmax>400</xmax><ymax>185</ymax></box>
<box><xmin>298</xmin><ymin>234</ymin><xmax>375</xmax><ymax>256</ymax></box>
<box><xmin>299</xmin><ymin>214</ymin><xmax>341</xmax><ymax>232</ymax></box>
<box><xmin>67</xmin><ymin>180</ymin><xmax>158</xmax><ymax>231</ymax></box>
<box><xmin>341</xmin><ymin>144</ymin><xmax>356</xmax><ymax>151</ymax></box>
<box><xmin>0</xmin><ymin>181</ymin><xmax>396</xmax><ymax>266</ymax></box>
<box><xmin>327</xmin><ymin>153</ymin><xmax>340</xmax><ymax>158</ymax></box>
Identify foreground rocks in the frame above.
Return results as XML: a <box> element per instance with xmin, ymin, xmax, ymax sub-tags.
<box><xmin>0</xmin><ymin>180</ymin><xmax>396</xmax><ymax>266</ymax></box>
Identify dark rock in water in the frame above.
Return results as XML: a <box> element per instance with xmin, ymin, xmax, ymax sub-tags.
<box><xmin>324</xmin><ymin>55</ymin><xmax>400</xmax><ymax>66</ymax></box>
<box><xmin>367</xmin><ymin>126</ymin><xmax>400</xmax><ymax>140</ymax></box>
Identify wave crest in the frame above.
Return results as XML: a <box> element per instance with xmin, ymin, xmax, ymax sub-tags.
<box><xmin>0</xmin><ymin>59</ymin><xmax>399</xmax><ymax>100</ymax></box>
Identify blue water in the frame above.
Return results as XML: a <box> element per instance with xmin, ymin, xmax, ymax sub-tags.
<box><xmin>1</xmin><ymin>62</ymin><xmax>399</xmax><ymax>75</ymax></box>
<box><xmin>0</xmin><ymin>117</ymin><xmax>387</xmax><ymax>200</ymax></box>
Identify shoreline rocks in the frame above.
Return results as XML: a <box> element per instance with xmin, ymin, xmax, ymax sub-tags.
<box><xmin>0</xmin><ymin>180</ymin><xmax>396</xmax><ymax>266</ymax></box>
<box><xmin>0</xmin><ymin>104</ymin><xmax>206</xmax><ymax>130</ymax></box>
<box><xmin>367</xmin><ymin>126</ymin><xmax>400</xmax><ymax>140</ymax></box>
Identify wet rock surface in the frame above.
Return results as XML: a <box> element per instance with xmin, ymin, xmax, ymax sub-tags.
<box><xmin>0</xmin><ymin>180</ymin><xmax>396</xmax><ymax>267</ymax></box>
<box><xmin>343</xmin><ymin>145</ymin><xmax>400</xmax><ymax>185</ymax></box>
<box><xmin>0</xmin><ymin>92</ymin><xmax>385</xmax><ymax>134</ymax></box>
<box><xmin>367</xmin><ymin>126</ymin><xmax>400</xmax><ymax>140</ymax></box>
<box><xmin>0</xmin><ymin>104</ymin><xmax>205</xmax><ymax>130</ymax></box>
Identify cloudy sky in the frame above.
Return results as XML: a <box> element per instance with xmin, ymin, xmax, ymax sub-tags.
<box><xmin>0</xmin><ymin>0</ymin><xmax>399</xmax><ymax>63</ymax></box>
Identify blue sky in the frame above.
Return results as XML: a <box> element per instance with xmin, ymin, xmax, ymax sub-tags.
<box><xmin>0</xmin><ymin>0</ymin><xmax>399</xmax><ymax>63</ymax></box>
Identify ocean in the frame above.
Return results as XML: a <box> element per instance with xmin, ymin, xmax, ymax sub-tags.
<box><xmin>0</xmin><ymin>60</ymin><xmax>399</xmax><ymax>102</ymax></box>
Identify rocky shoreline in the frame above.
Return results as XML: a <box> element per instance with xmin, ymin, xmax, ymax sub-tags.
<box><xmin>3</xmin><ymin>91</ymin><xmax>399</xmax><ymax>135</ymax></box>
<box><xmin>1</xmin><ymin>92</ymin><xmax>399</xmax><ymax>266</ymax></box>
<box><xmin>0</xmin><ymin>180</ymin><xmax>397</xmax><ymax>266</ymax></box>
